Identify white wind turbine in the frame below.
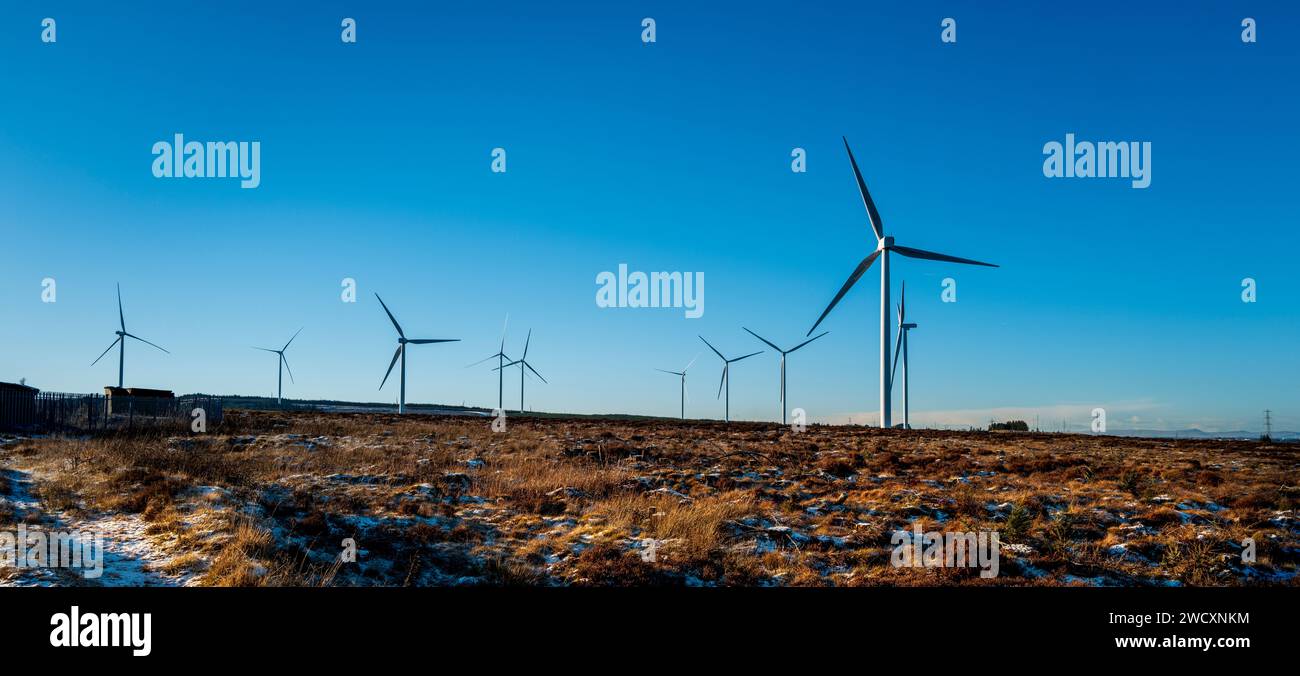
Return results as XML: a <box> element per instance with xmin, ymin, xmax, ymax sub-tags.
<box><xmin>699</xmin><ymin>336</ymin><xmax>761</xmax><ymax>423</ymax></box>
<box><xmin>807</xmin><ymin>137</ymin><xmax>997</xmax><ymax>428</ymax></box>
<box><xmin>253</xmin><ymin>328</ymin><xmax>302</xmax><ymax>407</ymax></box>
<box><xmin>495</xmin><ymin>329</ymin><xmax>545</xmax><ymax>412</ymax></box>
<box><xmin>655</xmin><ymin>354</ymin><xmax>699</xmax><ymax>420</ymax></box>
<box><xmin>742</xmin><ymin>328</ymin><xmax>828</xmax><ymax>425</ymax></box>
<box><xmin>467</xmin><ymin>315</ymin><xmax>512</xmax><ymax>410</ymax></box>
<box><xmin>375</xmin><ymin>293</ymin><xmax>459</xmax><ymax>414</ymax></box>
<box><xmin>890</xmin><ymin>282</ymin><xmax>918</xmax><ymax>429</ymax></box>
<box><xmin>91</xmin><ymin>283</ymin><xmax>169</xmax><ymax>388</ymax></box>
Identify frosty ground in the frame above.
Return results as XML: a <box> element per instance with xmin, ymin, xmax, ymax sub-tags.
<box><xmin>1</xmin><ymin>412</ymin><xmax>1296</xmax><ymax>587</ymax></box>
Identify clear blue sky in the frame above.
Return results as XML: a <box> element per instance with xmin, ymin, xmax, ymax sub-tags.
<box><xmin>2</xmin><ymin>1</ymin><xmax>1296</xmax><ymax>432</ymax></box>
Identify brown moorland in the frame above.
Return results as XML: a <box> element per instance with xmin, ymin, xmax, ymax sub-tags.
<box><xmin>1</xmin><ymin>410</ymin><xmax>1296</xmax><ymax>587</ymax></box>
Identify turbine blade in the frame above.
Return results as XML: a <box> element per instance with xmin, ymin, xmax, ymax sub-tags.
<box><xmin>843</xmin><ymin>137</ymin><xmax>885</xmax><ymax>241</ymax></box>
<box><xmin>891</xmin><ymin>325</ymin><xmax>903</xmax><ymax>387</ymax></box>
<box><xmin>806</xmin><ymin>249</ymin><xmax>881</xmax><ymax>336</ymax></box>
<box><xmin>717</xmin><ymin>366</ymin><xmax>726</xmax><ymax>399</ymax></box>
<box><xmin>788</xmin><ymin>331</ymin><xmax>829</xmax><ymax>353</ymax></box>
<box><xmin>500</xmin><ymin>314</ymin><xmax>510</xmax><ymax>352</ymax></box>
<box><xmin>900</xmin><ymin>280</ymin><xmax>907</xmax><ymax>319</ymax></box>
<box><xmin>891</xmin><ymin>245</ymin><xmax>998</xmax><ymax>268</ymax></box>
<box><xmin>407</xmin><ymin>338</ymin><xmax>459</xmax><ymax>344</ymax></box>
<box><xmin>91</xmin><ymin>336</ymin><xmax>121</xmax><ymax>366</ymax></box>
<box><xmin>282</xmin><ymin>327</ymin><xmax>303</xmax><ymax>351</ymax></box>
<box><xmin>493</xmin><ymin>360</ymin><xmax>522</xmax><ymax>371</ymax></box>
<box><xmin>466</xmin><ymin>354</ymin><xmax>499</xmax><ymax>368</ymax></box>
<box><xmin>522</xmin><ymin>329</ymin><xmax>532</xmax><ymax>360</ymax></box>
<box><xmin>730</xmin><ymin>350</ymin><xmax>763</xmax><ymax>363</ymax></box>
<box><xmin>524</xmin><ymin>361</ymin><xmax>547</xmax><ymax>384</ymax></box>
<box><xmin>124</xmin><ymin>333</ymin><xmax>169</xmax><ymax>354</ymax></box>
<box><xmin>379</xmin><ymin>345</ymin><xmax>402</xmax><ymax>390</ymax></box>
<box><xmin>698</xmin><ymin>336</ymin><xmax>725</xmax><ymax>360</ymax></box>
<box><xmin>253</xmin><ymin>347</ymin><xmax>278</xmax><ymax>353</ymax></box>
<box><xmin>116</xmin><ymin>283</ymin><xmax>126</xmax><ymax>332</ymax></box>
<box><xmin>742</xmin><ymin>327</ymin><xmax>782</xmax><ymax>353</ymax></box>
<box><xmin>684</xmin><ymin>353</ymin><xmax>699</xmax><ymax>372</ymax></box>
<box><xmin>656</xmin><ymin>369</ymin><xmax>685</xmax><ymax>376</ymax></box>
<box><xmin>374</xmin><ymin>293</ymin><xmax>405</xmax><ymax>338</ymax></box>
<box><xmin>281</xmin><ymin>353</ymin><xmax>295</xmax><ymax>384</ymax></box>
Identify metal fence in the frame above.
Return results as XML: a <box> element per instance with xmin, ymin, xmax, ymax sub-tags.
<box><xmin>0</xmin><ymin>390</ymin><xmax>223</xmax><ymax>433</ymax></box>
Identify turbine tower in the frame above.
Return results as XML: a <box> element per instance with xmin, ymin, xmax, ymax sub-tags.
<box><xmin>742</xmin><ymin>328</ymin><xmax>828</xmax><ymax>425</ymax></box>
<box><xmin>889</xmin><ymin>283</ymin><xmax>917</xmax><ymax>429</ymax></box>
<box><xmin>91</xmin><ymin>283</ymin><xmax>169</xmax><ymax>388</ymax></box>
<box><xmin>656</xmin><ymin>354</ymin><xmax>698</xmax><ymax>419</ymax></box>
<box><xmin>699</xmin><ymin>336</ymin><xmax>761</xmax><ymax>423</ymax></box>
<box><xmin>253</xmin><ymin>328</ymin><xmax>302</xmax><ymax>407</ymax></box>
<box><xmin>467</xmin><ymin>315</ymin><xmax>512</xmax><ymax>410</ymax></box>
<box><xmin>807</xmin><ymin>137</ymin><xmax>997</xmax><ymax>428</ymax></box>
<box><xmin>376</xmin><ymin>293</ymin><xmax>459</xmax><ymax>414</ymax></box>
<box><xmin>497</xmin><ymin>329</ymin><xmax>545</xmax><ymax>412</ymax></box>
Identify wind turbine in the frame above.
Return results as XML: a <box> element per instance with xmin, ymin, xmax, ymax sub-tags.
<box><xmin>496</xmin><ymin>329</ymin><xmax>545</xmax><ymax>412</ymax></box>
<box><xmin>253</xmin><ymin>328</ymin><xmax>302</xmax><ymax>407</ymax></box>
<box><xmin>699</xmin><ymin>336</ymin><xmax>761</xmax><ymax>423</ymax></box>
<box><xmin>655</xmin><ymin>354</ymin><xmax>699</xmax><ymax>419</ymax></box>
<box><xmin>890</xmin><ymin>282</ymin><xmax>918</xmax><ymax>429</ymax></box>
<box><xmin>375</xmin><ymin>293</ymin><xmax>459</xmax><ymax>414</ymax></box>
<box><xmin>742</xmin><ymin>328</ymin><xmax>828</xmax><ymax>425</ymax></box>
<box><xmin>91</xmin><ymin>283</ymin><xmax>169</xmax><ymax>388</ymax></box>
<box><xmin>467</xmin><ymin>315</ymin><xmax>512</xmax><ymax>410</ymax></box>
<box><xmin>807</xmin><ymin>137</ymin><xmax>997</xmax><ymax>428</ymax></box>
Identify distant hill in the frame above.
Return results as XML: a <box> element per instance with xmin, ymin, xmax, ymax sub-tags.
<box><xmin>1105</xmin><ymin>428</ymin><xmax>1298</xmax><ymax>441</ymax></box>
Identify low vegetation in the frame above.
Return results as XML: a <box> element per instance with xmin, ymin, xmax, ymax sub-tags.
<box><xmin>1</xmin><ymin>411</ymin><xmax>1296</xmax><ymax>587</ymax></box>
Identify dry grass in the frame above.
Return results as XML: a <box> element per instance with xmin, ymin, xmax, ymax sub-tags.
<box><xmin>1</xmin><ymin>410</ymin><xmax>1296</xmax><ymax>587</ymax></box>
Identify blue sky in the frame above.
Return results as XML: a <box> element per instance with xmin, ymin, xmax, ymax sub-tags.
<box><xmin>1</xmin><ymin>1</ymin><xmax>1296</xmax><ymax>432</ymax></box>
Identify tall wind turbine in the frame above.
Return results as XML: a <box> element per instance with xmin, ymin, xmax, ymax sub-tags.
<box><xmin>742</xmin><ymin>328</ymin><xmax>828</xmax><ymax>425</ymax></box>
<box><xmin>375</xmin><ymin>293</ymin><xmax>459</xmax><ymax>414</ymax></box>
<box><xmin>807</xmin><ymin>137</ymin><xmax>997</xmax><ymax>428</ymax></box>
<box><xmin>655</xmin><ymin>354</ymin><xmax>698</xmax><ymax>420</ymax></box>
<box><xmin>699</xmin><ymin>336</ymin><xmax>761</xmax><ymax>423</ymax></box>
<box><xmin>253</xmin><ymin>328</ymin><xmax>302</xmax><ymax>407</ymax></box>
<box><xmin>890</xmin><ymin>282</ymin><xmax>918</xmax><ymax>429</ymax></box>
<box><xmin>497</xmin><ymin>329</ymin><xmax>545</xmax><ymax>412</ymax></box>
<box><xmin>467</xmin><ymin>315</ymin><xmax>512</xmax><ymax>410</ymax></box>
<box><xmin>91</xmin><ymin>283</ymin><xmax>169</xmax><ymax>388</ymax></box>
